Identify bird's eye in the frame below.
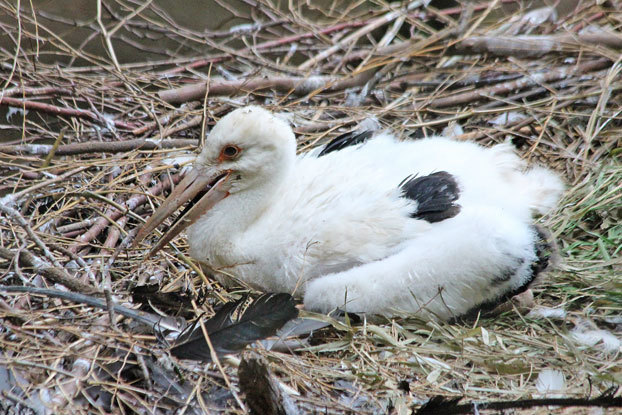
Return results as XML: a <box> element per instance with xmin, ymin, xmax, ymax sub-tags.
<box><xmin>222</xmin><ymin>145</ymin><xmax>240</xmax><ymax>158</ymax></box>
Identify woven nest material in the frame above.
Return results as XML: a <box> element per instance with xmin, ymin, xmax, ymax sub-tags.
<box><xmin>0</xmin><ymin>1</ymin><xmax>620</xmax><ymax>413</ymax></box>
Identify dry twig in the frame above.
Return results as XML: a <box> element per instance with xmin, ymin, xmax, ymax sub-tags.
<box><xmin>0</xmin><ymin>1</ymin><xmax>620</xmax><ymax>413</ymax></box>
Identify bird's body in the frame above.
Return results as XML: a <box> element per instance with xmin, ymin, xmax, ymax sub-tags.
<box><xmin>137</xmin><ymin>106</ymin><xmax>563</xmax><ymax>321</ymax></box>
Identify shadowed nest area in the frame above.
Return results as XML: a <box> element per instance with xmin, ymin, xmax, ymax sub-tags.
<box><xmin>0</xmin><ymin>0</ymin><xmax>620</xmax><ymax>414</ymax></box>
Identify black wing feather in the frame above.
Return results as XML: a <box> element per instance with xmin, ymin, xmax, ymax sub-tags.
<box><xmin>415</xmin><ymin>396</ymin><xmax>463</xmax><ymax>415</ymax></box>
<box><xmin>170</xmin><ymin>293</ymin><xmax>298</xmax><ymax>361</ymax></box>
<box><xmin>400</xmin><ymin>171</ymin><xmax>461</xmax><ymax>223</ymax></box>
<box><xmin>317</xmin><ymin>130</ymin><xmax>374</xmax><ymax>157</ymax></box>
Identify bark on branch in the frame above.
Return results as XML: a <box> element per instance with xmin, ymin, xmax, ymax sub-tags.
<box><xmin>455</xmin><ymin>32</ymin><xmax>622</xmax><ymax>57</ymax></box>
<box><xmin>422</xmin><ymin>58</ymin><xmax>611</xmax><ymax>109</ymax></box>
<box><xmin>71</xmin><ymin>173</ymin><xmax>184</xmax><ymax>252</ymax></box>
<box><xmin>158</xmin><ymin>70</ymin><xmax>377</xmax><ymax>104</ymax></box>
<box><xmin>0</xmin><ymin>96</ymin><xmax>136</xmax><ymax>130</ymax></box>
<box><xmin>0</xmin><ymin>138</ymin><xmax>199</xmax><ymax>156</ymax></box>
<box><xmin>0</xmin><ymin>247</ymin><xmax>97</xmax><ymax>293</ymax></box>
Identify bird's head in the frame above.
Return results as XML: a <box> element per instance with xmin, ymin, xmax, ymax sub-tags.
<box><xmin>196</xmin><ymin>105</ymin><xmax>296</xmax><ymax>192</ymax></box>
<box><xmin>134</xmin><ymin>105</ymin><xmax>296</xmax><ymax>256</ymax></box>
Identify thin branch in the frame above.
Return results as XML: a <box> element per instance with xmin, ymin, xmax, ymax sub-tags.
<box><xmin>455</xmin><ymin>32</ymin><xmax>622</xmax><ymax>57</ymax></box>
<box><xmin>0</xmin><ymin>247</ymin><xmax>97</xmax><ymax>293</ymax></box>
<box><xmin>71</xmin><ymin>173</ymin><xmax>184</xmax><ymax>252</ymax></box>
<box><xmin>298</xmin><ymin>0</ymin><xmax>427</xmax><ymax>70</ymax></box>
<box><xmin>0</xmin><ymin>285</ymin><xmax>181</xmax><ymax>330</ymax></box>
<box><xmin>0</xmin><ymin>138</ymin><xmax>199</xmax><ymax>156</ymax></box>
<box><xmin>421</xmin><ymin>58</ymin><xmax>611</xmax><ymax>108</ymax></box>
<box><xmin>0</xmin><ymin>96</ymin><xmax>136</xmax><ymax>130</ymax></box>
<box><xmin>0</xmin><ymin>202</ymin><xmax>64</xmax><ymax>269</ymax></box>
<box><xmin>158</xmin><ymin>69</ymin><xmax>377</xmax><ymax>104</ymax></box>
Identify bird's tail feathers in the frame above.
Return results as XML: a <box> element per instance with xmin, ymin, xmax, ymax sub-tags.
<box><xmin>489</xmin><ymin>142</ymin><xmax>564</xmax><ymax>215</ymax></box>
<box><xmin>490</xmin><ymin>142</ymin><xmax>524</xmax><ymax>171</ymax></box>
<box><xmin>523</xmin><ymin>166</ymin><xmax>565</xmax><ymax>215</ymax></box>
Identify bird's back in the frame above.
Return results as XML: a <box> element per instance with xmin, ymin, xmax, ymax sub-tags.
<box><xmin>241</xmin><ymin>133</ymin><xmax>562</xmax><ymax>294</ymax></box>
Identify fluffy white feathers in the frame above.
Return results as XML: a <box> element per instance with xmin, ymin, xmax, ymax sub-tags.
<box><xmin>185</xmin><ymin>106</ymin><xmax>564</xmax><ymax>320</ymax></box>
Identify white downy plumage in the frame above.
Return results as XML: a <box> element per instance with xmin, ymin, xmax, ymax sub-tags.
<box><xmin>136</xmin><ymin>106</ymin><xmax>564</xmax><ymax>321</ymax></box>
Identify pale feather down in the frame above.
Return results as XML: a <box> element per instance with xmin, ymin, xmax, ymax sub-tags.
<box><xmin>179</xmin><ymin>106</ymin><xmax>564</xmax><ymax>320</ymax></box>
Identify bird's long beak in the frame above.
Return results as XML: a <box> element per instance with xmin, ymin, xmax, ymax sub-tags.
<box><xmin>133</xmin><ymin>168</ymin><xmax>230</xmax><ymax>257</ymax></box>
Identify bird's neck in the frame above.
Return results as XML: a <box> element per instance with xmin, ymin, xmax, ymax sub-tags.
<box><xmin>226</xmin><ymin>174</ymin><xmax>288</xmax><ymax>229</ymax></box>
<box><xmin>187</xmin><ymin>162</ymin><xmax>293</xmax><ymax>259</ymax></box>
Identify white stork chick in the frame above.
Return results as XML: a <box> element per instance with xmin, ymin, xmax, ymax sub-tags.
<box><xmin>135</xmin><ymin>106</ymin><xmax>564</xmax><ymax>321</ymax></box>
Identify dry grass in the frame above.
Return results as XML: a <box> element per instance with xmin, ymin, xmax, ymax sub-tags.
<box><xmin>0</xmin><ymin>0</ymin><xmax>620</xmax><ymax>413</ymax></box>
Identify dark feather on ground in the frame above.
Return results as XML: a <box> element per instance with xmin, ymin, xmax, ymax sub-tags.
<box><xmin>239</xmin><ymin>353</ymin><xmax>299</xmax><ymax>415</ymax></box>
<box><xmin>131</xmin><ymin>283</ymin><xmax>203</xmax><ymax>317</ymax></box>
<box><xmin>414</xmin><ymin>388</ymin><xmax>622</xmax><ymax>414</ymax></box>
<box><xmin>170</xmin><ymin>293</ymin><xmax>298</xmax><ymax>361</ymax></box>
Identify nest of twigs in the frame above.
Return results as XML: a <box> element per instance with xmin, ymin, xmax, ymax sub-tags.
<box><xmin>0</xmin><ymin>0</ymin><xmax>620</xmax><ymax>414</ymax></box>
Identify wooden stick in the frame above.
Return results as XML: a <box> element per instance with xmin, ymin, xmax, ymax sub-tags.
<box><xmin>71</xmin><ymin>173</ymin><xmax>184</xmax><ymax>252</ymax></box>
<box><xmin>159</xmin><ymin>70</ymin><xmax>376</xmax><ymax>104</ymax></box>
<box><xmin>298</xmin><ymin>0</ymin><xmax>427</xmax><ymax>70</ymax></box>
<box><xmin>422</xmin><ymin>58</ymin><xmax>611</xmax><ymax>108</ymax></box>
<box><xmin>0</xmin><ymin>96</ymin><xmax>136</xmax><ymax>130</ymax></box>
<box><xmin>455</xmin><ymin>32</ymin><xmax>622</xmax><ymax>57</ymax></box>
<box><xmin>0</xmin><ymin>138</ymin><xmax>199</xmax><ymax>156</ymax></box>
<box><xmin>0</xmin><ymin>247</ymin><xmax>97</xmax><ymax>293</ymax></box>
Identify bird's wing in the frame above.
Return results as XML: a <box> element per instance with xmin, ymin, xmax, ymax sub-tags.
<box><xmin>303</xmin><ymin>204</ymin><xmax>544</xmax><ymax>320</ymax></box>
<box><xmin>317</xmin><ymin>130</ymin><xmax>375</xmax><ymax>157</ymax></box>
<box><xmin>399</xmin><ymin>171</ymin><xmax>461</xmax><ymax>223</ymax></box>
